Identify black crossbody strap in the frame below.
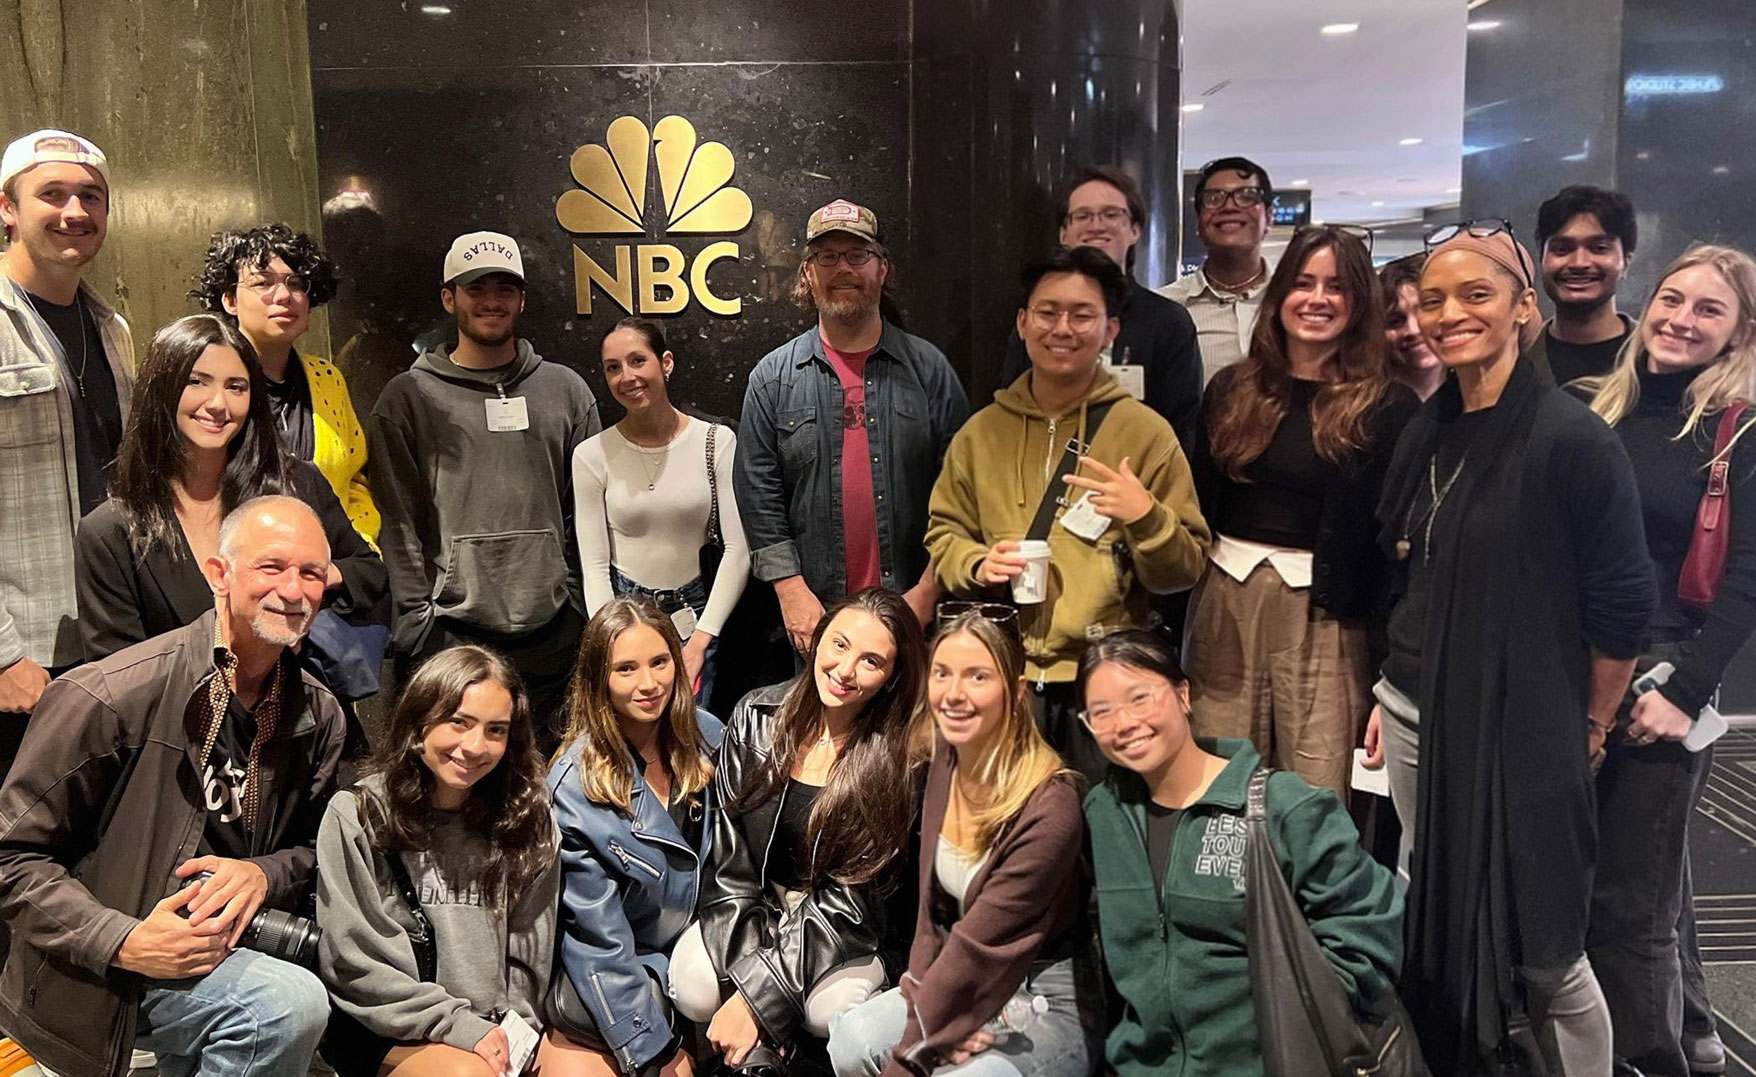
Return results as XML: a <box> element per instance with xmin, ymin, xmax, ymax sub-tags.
<box><xmin>1025</xmin><ymin>399</ymin><xmax>1119</xmax><ymax>541</ymax></box>
<box><xmin>385</xmin><ymin>851</ymin><xmax>439</xmax><ymax>983</ymax></box>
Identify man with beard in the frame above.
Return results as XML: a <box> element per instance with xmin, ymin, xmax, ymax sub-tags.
<box><xmin>0</xmin><ymin>496</ymin><xmax>343</xmax><ymax>1077</ymax></box>
<box><xmin>1158</xmin><ymin>156</ymin><xmax>1276</xmax><ymax>384</ymax></box>
<box><xmin>0</xmin><ymin>130</ymin><xmax>134</xmax><ymax>778</ymax></box>
<box><xmin>734</xmin><ymin>200</ymin><xmax>969</xmax><ymax>654</ymax></box>
<box><xmin>369</xmin><ymin>232</ymin><xmax>599</xmax><ymax>747</ymax></box>
<box><xmin>997</xmin><ymin>165</ymin><xmax>1204</xmax><ymax>450</ymax></box>
<box><xmin>1532</xmin><ymin>185</ymin><xmax>1638</xmax><ymax>386</ymax></box>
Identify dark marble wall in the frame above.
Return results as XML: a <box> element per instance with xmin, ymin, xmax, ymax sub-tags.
<box><xmin>308</xmin><ymin>0</ymin><xmax>1179</xmax><ymax>421</ymax></box>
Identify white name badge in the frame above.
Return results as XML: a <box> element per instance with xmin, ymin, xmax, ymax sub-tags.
<box><xmin>1108</xmin><ymin>362</ymin><xmax>1146</xmax><ymax>401</ymax></box>
<box><xmin>485</xmin><ymin>396</ymin><xmax>530</xmax><ymax>432</ymax></box>
<box><xmin>1058</xmin><ymin>490</ymin><xmax>1112</xmax><ymax>542</ymax></box>
<box><xmin>670</xmin><ymin>605</ymin><xmax>698</xmax><ymax>640</ymax></box>
<box><xmin>499</xmin><ymin>1009</ymin><xmax>540</xmax><ymax>1075</ymax></box>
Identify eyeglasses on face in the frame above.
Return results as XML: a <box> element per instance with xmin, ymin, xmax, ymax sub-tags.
<box><xmin>1066</xmin><ymin>207</ymin><xmax>1133</xmax><ymax>227</ymax></box>
<box><xmin>1198</xmin><ymin>186</ymin><xmax>1267</xmax><ymax>210</ymax></box>
<box><xmin>1294</xmin><ymin>222</ymin><xmax>1375</xmax><ymax>256</ymax></box>
<box><xmin>1078</xmin><ymin>684</ymin><xmax>1171</xmax><ymax>732</ymax></box>
<box><xmin>1423</xmin><ymin>217</ymin><xmax>1533</xmax><ymax>287</ymax></box>
<box><xmin>1026</xmin><ymin>306</ymin><xmax>1105</xmax><ymax>333</ymax></box>
<box><xmin>806</xmin><ymin>248</ymin><xmax>879</xmax><ymax>269</ymax></box>
<box><xmin>239</xmin><ymin>274</ymin><xmax>309</xmax><ymax>296</ymax></box>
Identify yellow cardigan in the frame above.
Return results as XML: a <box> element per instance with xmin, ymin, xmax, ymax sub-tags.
<box><xmin>303</xmin><ymin>352</ymin><xmax>381</xmax><ymax>547</ymax></box>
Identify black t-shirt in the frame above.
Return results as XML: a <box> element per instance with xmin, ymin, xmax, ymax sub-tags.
<box><xmin>1214</xmin><ymin>377</ymin><xmax>1332</xmax><ymax>548</ymax></box>
<box><xmin>265</xmin><ymin>354</ymin><xmax>317</xmax><ymax>462</ymax></box>
<box><xmin>1145</xmin><ymin>799</ymin><xmax>1182</xmax><ymax>894</ymax></box>
<box><xmin>197</xmin><ymin>695</ymin><xmax>258</xmax><ymax>860</ymax></box>
<box><xmin>29</xmin><ymin>291</ymin><xmax>123</xmax><ymax>515</ymax></box>
<box><xmin>1382</xmin><ymin>406</ymin><xmax>1497</xmax><ymax>695</ymax></box>
<box><xmin>767</xmin><ymin>778</ymin><xmax>822</xmax><ymax>891</ymax></box>
<box><xmin>1545</xmin><ymin>326</ymin><xmax>1630</xmax><ymax>388</ymax></box>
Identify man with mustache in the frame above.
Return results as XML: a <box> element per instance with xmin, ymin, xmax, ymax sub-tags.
<box><xmin>370</xmin><ymin>231</ymin><xmax>600</xmax><ymax>750</ymax></box>
<box><xmin>1158</xmin><ymin>156</ymin><xmax>1276</xmax><ymax>384</ymax></box>
<box><xmin>734</xmin><ymin>200</ymin><xmax>969</xmax><ymax>655</ymax></box>
<box><xmin>0</xmin><ymin>130</ymin><xmax>134</xmax><ymax>780</ymax></box>
<box><xmin>0</xmin><ymin>496</ymin><xmax>344</xmax><ymax>1077</ymax></box>
<box><xmin>1533</xmin><ymin>185</ymin><xmax>1638</xmax><ymax>386</ymax></box>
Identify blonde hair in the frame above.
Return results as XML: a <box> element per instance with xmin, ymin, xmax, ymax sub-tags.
<box><xmin>933</xmin><ymin>613</ymin><xmax>1072</xmax><ymax>855</ymax></box>
<box><xmin>557</xmin><ymin>599</ymin><xmax>714</xmax><ymax>814</ymax></box>
<box><xmin>1585</xmin><ymin>245</ymin><xmax>1756</xmax><ymax>454</ymax></box>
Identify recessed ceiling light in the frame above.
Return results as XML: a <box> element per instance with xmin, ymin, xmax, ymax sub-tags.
<box><xmin>1468</xmin><ymin>20</ymin><xmax>1503</xmax><ymax>31</ymax></box>
<box><xmin>1321</xmin><ymin>23</ymin><xmax>1360</xmax><ymax>35</ymax></box>
<box><xmin>1714</xmin><ymin>165</ymin><xmax>1731</xmax><ymax>174</ymax></box>
<box><xmin>419</xmin><ymin>3</ymin><xmax>451</xmax><ymax>12</ymax></box>
<box><xmin>1635</xmin><ymin>150</ymin><xmax>1651</xmax><ymax>160</ymax></box>
<box><xmin>1445</xmin><ymin>186</ymin><xmax>1463</xmax><ymax>194</ymax></box>
<box><xmin>1371</xmin><ymin>201</ymin><xmax>1386</xmax><ymax>207</ymax></box>
<box><xmin>1290</xmin><ymin>179</ymin><xmax>1310</xmax><ymax>187</ymax></box>
<box><xmin>1399</xmin><ymin>137</ymin><xmax>1424</xmax><ymax>146</ymax></box>
<box><xmin>1180</xmin><ymin>103</ymin><xmax>1206</xmax><ymax>113</ymax></box>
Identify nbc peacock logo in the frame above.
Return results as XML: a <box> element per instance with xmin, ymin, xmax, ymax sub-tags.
<box><xmin>558</xmin><ymin>115</ymin><xmax>751</xmax><ymax>317</ymax></box>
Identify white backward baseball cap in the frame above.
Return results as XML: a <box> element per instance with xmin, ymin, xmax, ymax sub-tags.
<box><xmin>443</xmin><ymin>231</ymin><xmax>524</xmax><ymax>286</ymax></box>
<box><xmin>1</xmin><ymin>129</ymin><xmax>111</xmax><ymax>193</ymax></box>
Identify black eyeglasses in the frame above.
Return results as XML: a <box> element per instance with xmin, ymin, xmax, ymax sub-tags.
<box><xmin>1424</xmin><ymin>218</ymin><xmax>1533</xmax><ymax>287</ymax></box>
<box><xmin>1293</xmin><ymin>222</ymin><xmax>1375</xmax><ymax>256</ymax></box>
<box><xmin>806</xmin><ymin>248</ymin><xmax>879</xmax><ymax>269</ymax></box>
<box><xmin>1197</xmin><ymin>186</ymin><xmax>1267</xmax><ymax>210</ymax></box>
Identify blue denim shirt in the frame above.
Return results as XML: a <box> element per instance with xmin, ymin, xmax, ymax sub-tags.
<box><xmin>733</xmin><ymin>321</ymin><xmax>970</xmax><ymax>600</ymax></box>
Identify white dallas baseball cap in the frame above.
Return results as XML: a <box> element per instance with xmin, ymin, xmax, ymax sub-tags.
<box><xmin>0</xmin><ymin>129</ymin><xmax>110</xmax><ymax>193</ymax></box>
<box><xmin>443</xmin><ymin>231</ymin><xmax>525</xmax><ymax>286</ymax></box>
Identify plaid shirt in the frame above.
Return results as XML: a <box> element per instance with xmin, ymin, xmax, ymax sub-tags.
<box><xmin>0</xmin><ymin>271</ymin><xmax>134</xmax><ymax>670</ymax></box>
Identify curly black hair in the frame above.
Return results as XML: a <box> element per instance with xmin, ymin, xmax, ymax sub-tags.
<box><xmin>189</xmin><ymin>223</ymin><xmax>340</xmax><ymax>314</ymax></box>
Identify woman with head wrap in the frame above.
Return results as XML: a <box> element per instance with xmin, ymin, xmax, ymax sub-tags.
<box><xmin>1364</xmin><ymin>222</ymin><xmax>1657</xmax><ymax>1074</ymax></box>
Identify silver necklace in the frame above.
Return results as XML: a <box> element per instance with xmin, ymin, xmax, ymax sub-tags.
<box><xmin>622</xmin><ymin>413</ymin><xmax>681</xmax><ymax>490</ymax></box>
<box><xmin>22</xmin><ymin>289</ymin><xmax>91</xmax><ymax>397</ymax></box>
<box><xmin>1398</xmin><ymin>447</ymin><xmax>1471</xmax><ymax>563</ymax></box>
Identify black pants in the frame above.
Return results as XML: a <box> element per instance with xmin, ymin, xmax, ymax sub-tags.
<box><xmin>1028</xmin><ymin>679</ymin><xmax>1108</xmax><ymax>787</ymax></box>
<box><xmin>420</xmin><ymin>604</ymin><xmax>585</xmax><ymax>755</ymax></box>
<box><xmin>1587</xmin><ymin>675</ymin><xmax>1714</xmax><ymax>1077</ymax></box>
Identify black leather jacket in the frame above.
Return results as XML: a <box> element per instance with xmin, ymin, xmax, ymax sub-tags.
<box><xmin>697</xmin><ymin>681</ymin><xmax>910</xmax><ymax>1044</ymax></box>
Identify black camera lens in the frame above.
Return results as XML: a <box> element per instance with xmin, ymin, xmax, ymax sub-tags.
<box><xmin>240</xmin><ymin>908</ymin><xmax>322</xmax><ymax>969</ymax></box>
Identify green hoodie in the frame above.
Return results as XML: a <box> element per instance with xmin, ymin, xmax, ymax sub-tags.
<box><xmin>926</xmin><ymin>369</ymin><xmax>1209</xmax><ymax>681</ymax></box>
<box><xmin>1084</xmin><ymin>739</ymin><xmax>1403</xmax><ymax>1077</ymax></box>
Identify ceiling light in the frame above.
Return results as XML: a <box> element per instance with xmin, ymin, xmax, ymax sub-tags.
<box><xmin>1180</xmin><ymin>103</ymin><xmax>1205</xmax><ymax>113</ymax></box>
<box><xmin>1636</xmin><ymin>150</ymin><xmax>1651</xmax><ymax>160</ymax></box>
<box><xmin>1371</xmin><ymin>201</ymin><xmax>1386</xmax><ymax>207</ymax></box>
<box><xmin>1714</xmin><ymin>165</ymin><xmax>1731</xmax><ymax>174</ymax></box>
<box><xmin>1468</xmin><ymin>20</ymin><xmax>1503</xmax><ymax>31</ymax></box>
<box><xmin>1399</xmin><ymin>137</ymin><xmax>1423</xmax><ymax>146</ymax></box>
<box><xmin>1321</xmin><ymin>23</ymin><xmax>1360</xmax><ymax>35</ymax></box>
<box><xmin>1290</xmin><ymin>179</ymin><xmax>1310</xmax><ymax>187</ymax></box>
<box><xmin>419</xmin><ymin>3</ymin><xmax>452</xmax><ymax>12</ymax></box>
<box><xmin>1445</xmin><ymin>186</ymin><xmax>1463</xmax><ymax>194</ymax></box>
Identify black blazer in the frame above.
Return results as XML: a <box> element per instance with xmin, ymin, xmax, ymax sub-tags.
<box><xmin>74</xmin><ymin>460</ymin><xmax>389</xmax><ymax>661</ymax></box>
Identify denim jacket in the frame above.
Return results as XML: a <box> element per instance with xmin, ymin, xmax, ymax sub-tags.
<box><xmin>732</xmin><ymin>322</ymin><xmax>969</xmax><ymax>600</ymax></box>
<box><xmin>546</xmin><ymin>710</ymin><xmax>725</xmax><ymax>1075</ymax></box>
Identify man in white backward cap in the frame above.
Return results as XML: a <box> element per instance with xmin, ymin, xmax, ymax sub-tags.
<box><xmin>0</xmin><ymin>129</ymin><xmax>134</xmax><ymax>776</ymax></box>
<box><xmin>367</xmin><ymin>232</ymin><xmax>599</xmax><ymax>749</ymax></box>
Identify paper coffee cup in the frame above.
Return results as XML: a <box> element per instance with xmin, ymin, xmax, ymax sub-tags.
<box><xmin>1012</xmin><ymin>540</ymin><xmax>1052</xmax><ymax>605</ymax></box>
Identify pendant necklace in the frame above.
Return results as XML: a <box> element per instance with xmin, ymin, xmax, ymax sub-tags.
<box><xmin>625</xmin><ymin>412</ymin><xmax>680</xmax><ymax>490</ymax></box>
<box><xmin>23</xmin><ymin>289</ymin><xmax>91</xmax><ymax>397</ymax></box>
<box><xmin>1398</xmin><ymin>447</ymin><xmax>1471</xmax><ymax>563</ymax></box>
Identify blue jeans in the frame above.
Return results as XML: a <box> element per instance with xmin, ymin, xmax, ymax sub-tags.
<box><xmin>826</xmin><ymin>953</ymin><xmax>1102</xmax><ymax>1077</ymax></box>
<box><xmin>610</xmin><ymin>566</ymin><xmax>718</xmax><ymax>704</ymax></box>
<box><xmin>135</xmin><ymin>948</ymin><xmax>330</xmax><ymax>1077</ymax></box>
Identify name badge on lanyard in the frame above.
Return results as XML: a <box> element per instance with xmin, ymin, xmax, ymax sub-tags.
<box><xmin>485</xmin><ymin>385</ymin><xmax>530</xmax><ymax>432</ymax></box>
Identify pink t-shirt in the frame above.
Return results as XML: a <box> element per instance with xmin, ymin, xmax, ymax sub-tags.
<box><xmin>824</xmin><ymin>339</ymin><xmax>881</xmax><ymax>592</ymax></box>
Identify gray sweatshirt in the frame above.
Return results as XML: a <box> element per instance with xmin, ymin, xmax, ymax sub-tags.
<box><xmin>369</xmin><ymin>339</ymin><xmax>601</xmax><ymax>654</ymax></box>
<box><xmin>316</xmin><ymin>779</ymin><xmax>561</xmax><ymax>1051</ymax></box>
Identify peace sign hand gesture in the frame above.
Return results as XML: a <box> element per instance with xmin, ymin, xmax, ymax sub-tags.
<box><xmin>1062</xmin><ymin>455</ymin><xmax>1154</xmax><ymax>526</ymax></box>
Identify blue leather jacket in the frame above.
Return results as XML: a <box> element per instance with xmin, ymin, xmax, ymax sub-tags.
<box><xmin>546</xmin><ymin>710</ymin><xmax>724</xmax><ymax>1073</ymax></box>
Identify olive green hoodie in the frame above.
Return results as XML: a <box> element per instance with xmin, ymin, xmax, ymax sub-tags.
<box><xmin>926</xmin><ymin>369</ymin><xmax>1209</xmax><ymax>681</ymax></box>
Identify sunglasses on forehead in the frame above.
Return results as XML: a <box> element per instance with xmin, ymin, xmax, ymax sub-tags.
<box><xmin>934</xmin><ymin>601</ymin><xmax>1022</xmax><ymax>645</ymax></box>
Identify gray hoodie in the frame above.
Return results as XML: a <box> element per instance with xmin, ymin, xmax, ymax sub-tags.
<box><xmin>369</xmin><ymin>339</ymin><xmax>600</xmax><ymax>653</ymax></box>
<box><xmin>316</xmin><ymin>778</ymin><xmax>561</xmax><ymax>1051</ymax></box>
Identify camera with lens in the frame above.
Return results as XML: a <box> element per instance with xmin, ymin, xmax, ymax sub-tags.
<box><xmin>186</xmin><ymin>871</ymin><xmax>322</xmax><ymax>969</ymax></box>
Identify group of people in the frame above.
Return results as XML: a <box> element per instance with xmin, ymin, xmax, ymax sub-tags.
<box><xmin>0</xmin><ymin>121</ymin><xmax>1750</xmax><ymax>1077</ymax></box>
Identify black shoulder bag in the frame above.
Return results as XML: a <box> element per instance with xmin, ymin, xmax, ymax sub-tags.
<box><xmin>1244</xmin><ymin>769</ymin><xmax>1429</xmax><ymax>1077</ymax></box>
<box><xmin>385</xmin><ymin>851</ymin><xmax>439</xmax><ymax>982</ymax></box>
<box><xmin>699</xmin><ymin>424</ymin><xmax>724</xmax><ymax>589</ymax></box>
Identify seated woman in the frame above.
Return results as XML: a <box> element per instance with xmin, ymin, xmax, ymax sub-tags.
<box><xmin>828</xmin><ymin>611</ymin><xmax>1103</xmax><ymax>1077</ymax></box>
<box><xmin>1080</xmin><ymin>629</ymin><xmax>1402</xmax><ymax>1077</ymax></box>
<box><xmin>670</xmin><ymin>588</ymin><xmax>928</xmax><ymax>1072</ymax></box>
<box><xmin>317</xmin><ymin>645</ymin><xmax>559</xmax><ymax>1077</ymax></box>
<box><xmin>74</xmin><ymin>314</ymin><xmax>385</xmax><ymax>662</ymax></box>
<box><xmin>539</xmin><ymin>599</ymin><xmax>723</xmax><ymax>1077</ymax></box>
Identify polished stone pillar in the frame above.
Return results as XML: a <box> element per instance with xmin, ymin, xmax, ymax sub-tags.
<box><xmin>0</xmin><ymin>0</ymin><xmax>329</xmax><ymax>352</ymax></box>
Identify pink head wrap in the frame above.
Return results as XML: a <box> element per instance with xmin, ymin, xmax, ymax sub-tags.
<box><xmin>1425</xmin><ymin>230</ymin><xmax>1543</xmax><ymax>350</ymax></box>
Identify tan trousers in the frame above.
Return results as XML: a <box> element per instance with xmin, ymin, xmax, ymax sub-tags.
<box><xmin>1183</xmin><ymin>561</ymin><xmax>1371</xmax><ymax>798</ymax></box>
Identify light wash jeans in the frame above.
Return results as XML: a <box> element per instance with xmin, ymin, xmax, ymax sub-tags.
<box><xmin>827</xmin><ymin>953</ymin><xmax>1102</xmax><ymax>1077</ymax></box>
<box><xmin>135</xmin><ymin>948</ymin><xmax>330</xmax><ymax>1077</ymax></box>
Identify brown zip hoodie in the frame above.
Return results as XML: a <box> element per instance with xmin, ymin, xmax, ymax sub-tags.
<box><xmin>926</xmin><ymin>369</ymin><xmax>1209</xmax><ymax>681</ymax></box>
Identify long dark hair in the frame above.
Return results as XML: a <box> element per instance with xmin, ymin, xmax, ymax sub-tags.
<box><xmin>734</xmin><ymin>587</ymin><xmax>926</xmax><ymax>887</ymax></box>
<box><xmin>109</xmin><ymin>314</ymin><xmax>288</xmax><ymax>558</ymax></box>
<box><xmin>356</xmin><ymin>645</ymin><xmax>555</xmax><ymax>910</ymax></box>
<box><xmin>1208</xmin><ymin>227</ymin><xmax>1391</xmax><ymax>477</ymax></box>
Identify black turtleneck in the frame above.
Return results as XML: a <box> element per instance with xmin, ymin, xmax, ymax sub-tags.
<box><xmin>1612</xmin><ymin>363</ymin><xmax>1756</xmax><ymax>715</ymax></box>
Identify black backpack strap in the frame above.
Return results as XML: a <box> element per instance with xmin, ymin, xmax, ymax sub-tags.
<box><xmin>1024</xmin><ymin>399</ymin><xmax>1120</xmax><ymax>541</ymax></box>
<box><xmin>385</xmin><ymin>851</ymin><xmax>439</xmax><ymax>983</ymax></box>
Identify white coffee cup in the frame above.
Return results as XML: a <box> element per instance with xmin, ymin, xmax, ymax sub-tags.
<box><xmin>1012</xmin><ymin>539</ymin><xmax>1052</xmax><ymax>605</ymax></box>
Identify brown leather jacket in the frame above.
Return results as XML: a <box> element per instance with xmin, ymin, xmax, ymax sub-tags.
<box><xmin>0</xmin><ymin>610</ymin><xmax>345</xmax><ymax>1077</ymax></box>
